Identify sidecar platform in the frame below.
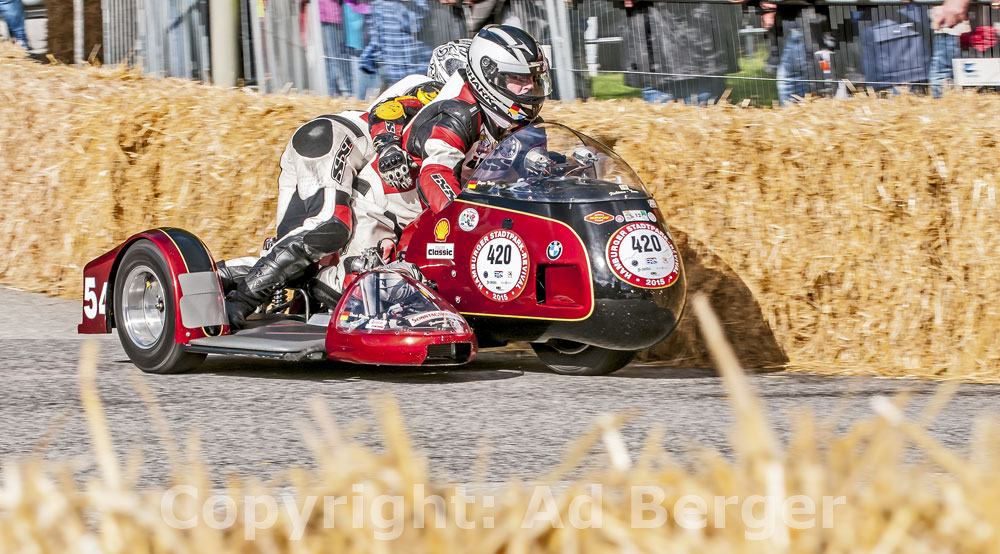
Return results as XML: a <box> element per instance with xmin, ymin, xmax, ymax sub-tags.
<box><xmin>186</xmin><ymin>318</ymin><xmax>328</xmax><ymax>361</ymax></box>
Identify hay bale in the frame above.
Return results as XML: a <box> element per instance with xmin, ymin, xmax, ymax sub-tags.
<box><xmin>3</xmin><ymin>44</ymin><xmax>1000</xmax><ymax>380</ymax></box>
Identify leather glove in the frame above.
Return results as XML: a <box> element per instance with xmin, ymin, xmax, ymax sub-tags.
<box><xmin>376</xmin><ymin>143</ymin><xmax>415</xmax><ymax>190</ymax></box>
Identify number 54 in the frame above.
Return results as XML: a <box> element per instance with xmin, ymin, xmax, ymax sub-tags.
<box><xmin>84</xmin><ymin>277</ymin><xmax>107</xmax><ymax>320</ymax></box>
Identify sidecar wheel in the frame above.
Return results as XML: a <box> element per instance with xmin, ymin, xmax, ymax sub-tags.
<box><xmin>114</xmin><ymin>240</ymin><xmax>206</xmax><ymax>374</ymax></box>
<box><xmin>530</xmin><ymin>340</ymin><xmax>635</xmax><ymax>376</ymax></box>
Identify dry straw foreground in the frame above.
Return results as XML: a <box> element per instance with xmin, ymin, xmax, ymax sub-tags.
<box><xmin>2</xmin><ymin>297</ymin><xmax>999</xmax><ymax>553</ymax></box>
<box><xmin>1</xmin><ymin>45</ymin><xmax>999</xmax><ymax>380</ymax></box>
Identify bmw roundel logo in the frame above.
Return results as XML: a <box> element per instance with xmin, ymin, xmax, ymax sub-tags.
<box><xmin>546</xmin><ymin>241</ymin><xmax>563</xmax><ymax>260</ymax></box>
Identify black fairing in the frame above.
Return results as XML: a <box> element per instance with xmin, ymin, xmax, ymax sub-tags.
<box><xmin>458</xmin><ymin>191</ymin><xmax>686</xmax><ymax>351</ymax></box>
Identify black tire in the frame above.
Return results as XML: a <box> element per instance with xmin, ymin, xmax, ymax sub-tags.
<box><xmin>113</xmin><ymin>240</ymin><xmax>205</xmax><ymax>374</ymax></box>
<box><xmin>530</xmin><ymin>340</ymin><xmax>636</xmax><ymax>376</ymax></box>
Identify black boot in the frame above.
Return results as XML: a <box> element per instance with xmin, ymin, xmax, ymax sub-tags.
<box><xmin>224</xmin><ymin>238</ymin><xmax>315</xmax><ymax>329</ymax></box>
<box><xmin>224</xmin><ymin>289</ymin><xmax>260</xmax><ymax>330</ymax></box>
<box><xmin>216</xmin><ymin>260</ymin><xmax>250</xmax><ymax>294</ymax></box>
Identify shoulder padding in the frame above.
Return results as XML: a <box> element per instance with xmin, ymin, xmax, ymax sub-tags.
<box><xmin>291</xmin><ymin>118</ymin><xmax>335</xmax><ymax>159</ymax></box>
<box><xmin>406</xmin><ymin>99</ymin><xmax>481</xmax><ymax>158</ymax></box>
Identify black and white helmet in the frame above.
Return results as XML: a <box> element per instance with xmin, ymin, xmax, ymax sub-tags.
<box><xmin>428</xmin><ymin>39</ymin><xmax>472</xmax><ymax>83</ymax></box>
<box><xmin>465</xmin><ymin>25</ymin><xmax>551</xmax><ymax>128</ymax></box>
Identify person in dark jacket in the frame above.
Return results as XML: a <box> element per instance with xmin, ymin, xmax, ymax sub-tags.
<box><xmin>619</xmin><ymin>0</ymin><xmax>739</xmax><ymax>104</ymax></box>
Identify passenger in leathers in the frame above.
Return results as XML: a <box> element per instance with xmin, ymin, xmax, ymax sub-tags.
<box><xmin>221</xmin><ymin>77</ymin><xmax>443</xmax><ymax>329</ymax></box>
<box><xmin>221</xmin><ymin>40</ymin><xmax>474</xmax><ymax>329</ymax></box>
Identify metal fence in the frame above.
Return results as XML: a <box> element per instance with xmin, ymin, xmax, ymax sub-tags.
<box><xmin>98</xmin><ymin>0</ymin><xmax>1000</xmax><ymax>106</ymax></box>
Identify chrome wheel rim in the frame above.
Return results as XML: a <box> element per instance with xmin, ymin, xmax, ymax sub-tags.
<box><xmin>549</xmin><ymin>339</ymin><xmax>589</xmax><ymax>355</ymax></box>
<box><xmin>120</xmin><ymin>265</ymin><xmax>166</xmax><ymax>349</ymax></box>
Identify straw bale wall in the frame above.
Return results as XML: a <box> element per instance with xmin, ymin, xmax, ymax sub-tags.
<box><xmin>2</xmin><ymin>46</ymin><xmax>999</xmax><ymax>380</ymax></box>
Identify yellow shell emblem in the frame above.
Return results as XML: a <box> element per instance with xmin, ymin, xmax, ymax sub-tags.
<box><xmin>374</xmin><ymin>100</ymin><xmax>404</xmax><ymax>121</ymax></box>
<box><xmin>433</xmin><ymin>219</ymin><xmax>451</xmax><ymax>242</ymax></box>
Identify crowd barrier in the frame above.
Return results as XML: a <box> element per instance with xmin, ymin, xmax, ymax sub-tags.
<box><xmin>91</xmin><ymin>0</ymin><xmax>1000</xmax><ymax>105</ymax></box>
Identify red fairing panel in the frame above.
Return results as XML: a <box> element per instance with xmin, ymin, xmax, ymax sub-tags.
<box><xmin>78</xmin><ymin>228</ymin><xmax>226</xmax><ymax>344</ymax></box>
<box><xmin>326</xmin><ymin>270</ymin><xmax>477</xmax><ymax>365</ymax></box>
<box><xmin>77</xmin><ymin>247</ymin><xmax>123</xmax><ymax>334</ymax></box>
<box><xmin>402</xmin><ymin>200</ymin><xmax>595</xmax><ymax>321</ymax></box>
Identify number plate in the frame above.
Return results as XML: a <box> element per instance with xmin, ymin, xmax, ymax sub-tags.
<box><xmin>606</xmin><ymin>222</ymin><xmax>680</xmax><ymax>289</ymax></box>
<box><xmin>470</xmin><ymin>229</ymin><xmax>530</xmax><ymax>302</ymax></box>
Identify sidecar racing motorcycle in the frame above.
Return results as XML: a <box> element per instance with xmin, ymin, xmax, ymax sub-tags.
<box><xmin>78</xmin><ymin>123</ymin><xmax>686</xmax><ymax>376</ymax></box>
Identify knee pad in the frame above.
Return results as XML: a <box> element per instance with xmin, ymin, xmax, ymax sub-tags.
<box><xmin>303</xmin><ymin>219</ymin><xmax>352</xmax><ymax>261</ymax></box>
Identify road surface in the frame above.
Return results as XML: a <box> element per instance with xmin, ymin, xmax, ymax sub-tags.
<box><xmin>1</xmin><ymin>286</ymin><xmax>998</xmax><ymax>487</ymax></box>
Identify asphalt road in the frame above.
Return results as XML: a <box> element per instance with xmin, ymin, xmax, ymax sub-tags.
<box><xmin>2</xmin><ymin>286</ymin><xmax>999</xmax><ymax>488</ymax></box>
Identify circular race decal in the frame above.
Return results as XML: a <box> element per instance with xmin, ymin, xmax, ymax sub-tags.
<box><xmin>470</xmin><ymin>230</ymin><xmax>530</xmax><ymax>302</ymax></box>
<box><xmin>606</xmin><ymin>222</ymin><xmax>680</xmax><ymax>289</ymax></box>
<box><xmin>458</xmin><ymin>207</ymin><xmax>480</xmax><ymax>232</ymax></box>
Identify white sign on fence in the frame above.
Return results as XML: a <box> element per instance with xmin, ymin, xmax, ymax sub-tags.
<box><xmin>953</xmin><ymin>58</ymin><xmax>1000</xmax><ymax>87</ymax></box>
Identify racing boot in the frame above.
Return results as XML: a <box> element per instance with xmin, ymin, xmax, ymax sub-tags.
<box><xmin>216</xmin><ymin>260</ymin><xmax>250</xmax><ymax>294</ymax></box>
<box><xmin>224</xmin><ymin>237</ymin><xmax>315</xmax><ymax>329</ymax></box>
<box><xmin>225</xmin><ymin>222</ymin><xmax>352</xmax><ymax>329</ymax></box>
<box><xmin>217</xmin><ymin>238</ymin><xmax>277</xmax><ymax>294</ymax></box>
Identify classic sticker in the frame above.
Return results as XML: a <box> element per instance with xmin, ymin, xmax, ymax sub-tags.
<box><xmin>585</xmin><ymin>211</ymin><xmax>614</xmax><ymax>225</ymax></box>
<box><xmin>458</xmin><ymin>208</ymin><xmax>479</xmax><ymax>232</ymax></box>
<box><xmin>606</xmin><ymin>222</ymin><xmax>680</xmax><ymax>289</ymax></box>
<box><xmin>426</xmin><ymin>243</ymin><xmax>455</xmax><ymax>260</ymax></box>
<box><xmin>470</xmin><ymin>229</ymin><xmax>530</xmax><ymax>302</ymax></box>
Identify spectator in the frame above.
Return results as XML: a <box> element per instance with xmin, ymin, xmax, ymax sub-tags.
<box><xmin>929</xmin><ymin>4</ymin><xmax>966</xmax><ymax>98</ymax></box>
<box><xmin>318</xmin><ymin>0</ymin><xmax>355</xmax><ymax>96</ymax></box>
<box><xmin>0</xmin><ymin>0</ymin><xmax>28</xmax><ymax>49</ymax></box>
<box><xmin>360</xmin><ymin>0</ymin><xmax>433</xmax><ymax>91</ymax></box>
<box><xmin>737</xmin><ymin>0</ymin><xmax>861</xmax><ymax>105</ymax></box>
<box><xmin>932</xmin><ymin>0</ymin><xmax>971</xmax><ymax>30</ymax></box>
<box><xmin>619</xmin><ymin>0</ymin><xmax>739</xmax><ymax>105</ymax></box>
<box><xmin>345</xmin><ymin>0</ymin><xmax>377</xmax><ymax>98</ymax></box>
<box><xmin>440</xmin><ymin>0</ymin><xmax>505</xmax><ymax>35</ymax></box>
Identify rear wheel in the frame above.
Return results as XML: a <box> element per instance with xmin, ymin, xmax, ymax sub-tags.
<box><xmin>113</xmin><ymin>240</ymin><xmax>205</xmax><ymax>374</ymax></box>
<box><xmin>530</xmin><ymin>340</ymin><xmax>636</xmax><ymax>376</ymax></box>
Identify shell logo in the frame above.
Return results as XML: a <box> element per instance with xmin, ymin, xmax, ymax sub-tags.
<box><xmin>434</xmin><ymin>219</ymin><xmax>451</xmax><ymax>242</ymax></box>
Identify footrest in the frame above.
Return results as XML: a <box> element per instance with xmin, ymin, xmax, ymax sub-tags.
<box><xmin>187</xmin><ymin>320</ymin><xmax>328</xmax><ymax>360</ymax></box>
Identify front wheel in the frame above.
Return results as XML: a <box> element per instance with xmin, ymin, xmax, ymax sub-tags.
<box><xmin>113</xmin><ymin>240</ymin><xmax>205</xmax><ymax>374</ymax></box>
<box><xmin>530</xmin><ymin>340</ymin><xmax>636</xmax><ymax>376</ymax></box>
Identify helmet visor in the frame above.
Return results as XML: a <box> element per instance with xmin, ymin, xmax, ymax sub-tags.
<box><xmin>498</xmin><ymin>67</ymin><xmax>551</xmax><ymax>102</ymax></box>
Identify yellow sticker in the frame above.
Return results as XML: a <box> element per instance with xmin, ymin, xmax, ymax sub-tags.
<box><xmin>416</xmin><ymin>89</ymin><xmax>438</xmax><ymax>105</ymax></box>
<box><xmin>374</xmin><ymin>100</ymin><xmax>404</xmax><ymax>121</ymax></box>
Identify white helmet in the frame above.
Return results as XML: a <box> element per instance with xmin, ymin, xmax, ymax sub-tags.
<box><xmin>465</xmin><ymin>25</ymin><xmax>551</xmax><ymax>127</ymax></box>
<box><xmin>428</xmin><ymin>39</ymin><xmax>472</xmax><ymax>83</ymax></box>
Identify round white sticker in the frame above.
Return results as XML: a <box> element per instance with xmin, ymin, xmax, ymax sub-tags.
<box><xmin>606</xmin><ymin>222</ymin><xmax>680</xmax><ymax>289</ymax></box>
<box><xmin>458</xmin><ymin>207</ymin><xmax>480</xmax><ymax>231</ymax></box>
<box><xmin>470</xmin><ymin>230</ymin><xmax>529</xmax><ymax>302</ymax></box>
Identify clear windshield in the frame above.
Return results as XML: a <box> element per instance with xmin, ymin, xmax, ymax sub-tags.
<box><xmin>336</xmin><ymin>270</ymin><xmax>470</xmax><ymax>334</ymax></box>
<box><xmin>464</xmin><ymin>123</ymin><xmax>649</xmax><ymax>203</ymax></box>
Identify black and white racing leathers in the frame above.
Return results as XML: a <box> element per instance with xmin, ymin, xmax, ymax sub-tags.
<box><xmin>220</xmin><ymin>75</ymin><xmax>442</xmax><ymax>327</ymax></box>
<box><xmin>220</xmin><ymin>110</ymin><xmax>374</xmax><ymax>327</ymax></box>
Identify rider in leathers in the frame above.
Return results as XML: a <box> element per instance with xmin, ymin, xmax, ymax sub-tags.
<box><xmin>402</xmin><ymin>25</ymin><xmax>551</xmax><ymax>215</ymax></box>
